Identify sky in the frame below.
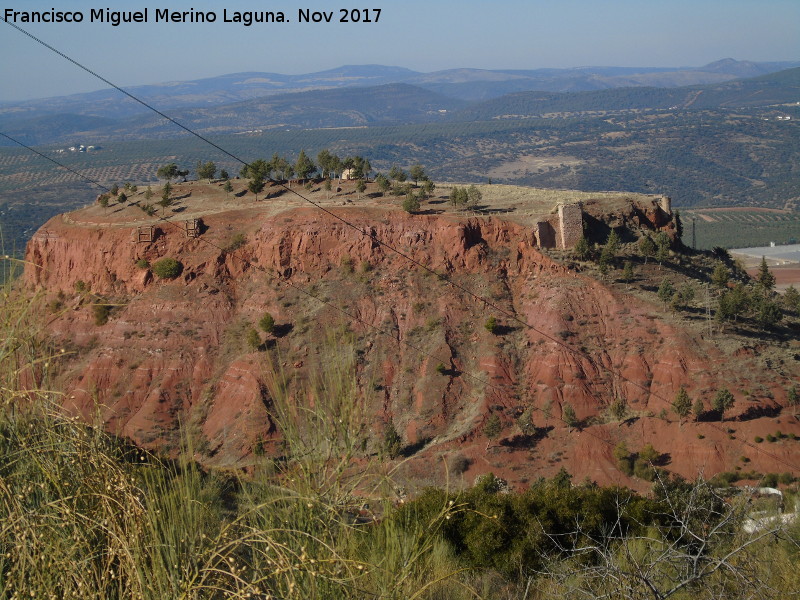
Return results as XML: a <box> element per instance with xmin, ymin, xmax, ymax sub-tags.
<box><xmin>1</xmin><ymin>0</ymin><xmax>798</xmax><ymax>102</ymax></box>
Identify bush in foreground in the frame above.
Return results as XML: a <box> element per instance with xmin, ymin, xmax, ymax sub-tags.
<box><xmin>152</xmin><ymin>257</ymin><xmax>183</xmax><ymax>279</ymax></box>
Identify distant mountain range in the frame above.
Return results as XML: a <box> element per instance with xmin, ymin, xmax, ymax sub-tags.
<box><xmin>0</xmin><ymin>59</ymin><xmax>798</xmax><ymax>146</ymax></box>
<box><xmin>453</xmin><ymin>67</ymin><xmax>800</xmax><ymax>120</ymax></box>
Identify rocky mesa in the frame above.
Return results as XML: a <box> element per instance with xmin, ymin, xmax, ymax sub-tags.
<box><xmin>23</xmin><ymin>179</ymin><xmax>800</xmax><ymax>490</ymax></box>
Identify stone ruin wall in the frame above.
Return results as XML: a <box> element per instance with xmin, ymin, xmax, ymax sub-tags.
<box><xmin>532</xmin><ymin>196</ymin><xmax>673</xmax><ymax>250</ymax></box>
<box><xmin>557</xmin><ymin>203</ymin><xmax>584</xmax><ymax>249</ymax></box>
<box><xmin>534</xmin><ymin>220</ymin><xmax>557</xmax><ymax>249</ymax></box>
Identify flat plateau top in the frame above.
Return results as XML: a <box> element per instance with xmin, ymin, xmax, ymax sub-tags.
<box><xmin>61</xmin><ymin>179</ymin><xmax>657</xmax><ymax>231</ymax></box>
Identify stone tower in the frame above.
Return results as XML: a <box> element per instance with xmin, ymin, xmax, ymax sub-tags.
<box><xmin>557</xmin><ymin>203</ymin><xmax>583</xmax><ymax>249</ymax></box>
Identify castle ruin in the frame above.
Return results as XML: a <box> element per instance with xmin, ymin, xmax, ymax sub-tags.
<box><xmin>532</xmin><ymin>196</ymin><xmax>673</xmax><ymax>250</ymax></box>
<box><xmin>533</xmin><ymin>202</ymin><xmax>583</xmax><ymax>250</ymax></box>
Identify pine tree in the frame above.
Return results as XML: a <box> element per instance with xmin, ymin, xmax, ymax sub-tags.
<box><xmin>388</xmin><ymin>166</ymin><xmax>406</xmax><ymax>183</ymax></box>
<box><xmin>672</xmin><ymin>387</ymin><xmax>692</xmax><ymax>420</ymax></box>
<box><xmin>223</xmin><ymin>180</ymin><xmax>233</xmax><ymax>196</ymax></box>
<box><xmin>693</xmin><ymin>398</ymin><xmax>704</xmax><ymax>421</ymax></box>
<box><xmin>376</xmin><ymin>174</ymin><xmax>390</xmax><ymax>196</ymax></box>
<box><xmin>402</xmin><ymin>193</ymin><xmax>420</xmax><ymax>214</ymax></box>
<box><xmin>158</xmin><ymin>183</ymin><xmax>173</xmax><ymax>215</ymax></box>
<box><xmin>246</xmin><ymin>328</ymin><xmax>261</xmax><ymax>350</ymax></box>
<box><xmin>655</xmin><ymin>232</ymin><xmax>670</xmax><ymax>265</ymax></box>
<box><xmin>575</xmin><ymin>237</ymin><xmax>590</xmax><ymax>260</ymax></box>
<box><xmin>466</xmin><ymin>184</ymin><xmax>482</xmax><ymax>207</ymax></box>
<box><xmin>161</xmin><ymin>181</ymin><xmax>171</xmax><ymax>201</ymax></box>
<box><xmin>409</xmin><ymin>164</ymin><xmax>426</xmax><ymax>185</ymax></box>
<box><xmin>383</xmin><ymin>419</ymin><xmax>402</xmax><ymax>459</ymax></box>
<box><xmin>562</xmin><ymin>403</ymin><xmax>578</xmax><ymax>431</ymax></box>
<box><xmin>756</xmin><ymin>256</ymin><xmax>776</xmax><ymax>296</ymax></box>
<box><xmin>248</xmin><ymin>176</ymin><xmax>265</xmax><ymax>200</ymax></box>
<box><xmin>294</xmin><ymin>150</ymin><xmax>316</xmax><ymax>182</ymax></box>
<box><xmin>711</xmin><ymin>263</ymin><xmax>729</xmax><ymax>288</ymax></box>
<box><xmin>622</xmin><ymin>261</ymin><xmax>635</xmax><ymax>286</ymax></box>
<box><xmin>259</xmin><ymin>313</ymin><xmax>275</xmax><ymax>334</ymax></box>
<box><xmin>355</xmin><ymin>179</ymin><xmax>367</xmax><ymax>199</ymax></box>
<box><xmin>783</xmin><ymin>285</ymin><xmax>800</xmax><ymax>312</ymax></box>
<box><xmin>196</xmin><ymin>160</ymin><xmax>216</xmax><ymax>181</ymax></box>
<box><xmin>609</xmin><ymin>397</ymin><xmax>628</xmax><ymax>421</ymax></box>
<box><xmin>484</xmin><ymin>414</ymin><xmax>502</xmax><ymax>440</ymax></box>
<box><xmin>605</xmin><ymin>229</ymin><xmax>620</xmax><ymax>257</ymax></box>
<box><xmin>639</xmin><ymin>236</ymin><xmax>656</xmax><ymax>264</ymax></box>
<box><xmin>657</xmin><ymin>278</ymin><xmax>675</xmax><ymax>307</ymax></box>
<box><xmin>599</xmin><ymin>246</ymin><xmax>613</xmax><ymax>276</ymax></box>
<box><xmin>712</xmin><ymin>388</ymin><xmax>735</xmax><ymax>421</ymax></box>
<box><xmin>316</xmin><ymin>149</ymin><xmax>333</xmax><ymax>178</ymax></box>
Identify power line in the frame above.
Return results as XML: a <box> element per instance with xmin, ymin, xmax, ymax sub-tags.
<box><xmin>4</xmin><ymin>20</ymin><xmax>799</xmax><ymax>477</ymax></box>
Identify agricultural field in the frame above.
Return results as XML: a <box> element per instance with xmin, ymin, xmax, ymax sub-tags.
<box><xmin>683</xmin><ymin>208</ymin><xmax>800</xmax><ymax>250</ymax></box>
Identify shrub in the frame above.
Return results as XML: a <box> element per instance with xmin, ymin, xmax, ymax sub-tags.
<box><xmin>224</xmin><ymin>233</ymin><xmax>246</xmax><ymax>252</ymax></box>
<box><xmin>633</xmin><ymin>458</ymin><xmax>656</xmax><ymax>481</ymax></box>
<box><xmin>340</xmin><ymin>255</ymin><xmax>354</xmax><ymax>274</ymax></box>
<box><xmin>383</xmin><ymin>420</ymin><xmax>402</xmax><ymax>459</ymax></box>
<box><xmin>448</xmin><ymin>453</ymin><xmax>471</xmax><ymax>475</ymax></box>
<box><xmin>92</xmin><ymin>301</ymin><xmax>111</xmax><ymax>326</ymax></box>
<box><xmin>484</xmin><ymin>316</ymin><xmax>499</xmax><ymax>334</ymax></box>
<box><xmin>259</xmin><ymin>313</ymin><xmax>275</xmax><ymax>334</ymax></box>
<box><xmin>608</xmin><ymin>397</ymin><xmax>628</xmax><ymax>421</ymax></box>
<box><xmin>135</xmin><ymin>258</ymin><xmax>150</xmax><ymax>269</ymax></box>
<box><xmin>754</xmin><ymin>436</ymin><xmax>763</xmax><ymax>443</ymax></box>
<box><xmin>74</xmin><ymin>280</ymin><xmax>88</xmax><ymax>293</ymax></box>
<box><xmin>48</xmin><ymin>298</ymin><xmax>64</xmax><ymax>313</ymax></box>
<box><xmin>484</xmin><ymin>414</ymin><xmax>502</xmax><ymax>440</ymax></box>
<box><xmin>762</xmin><ymin>473</ymin><xmax>779</xmax><ymax>488</ymax></box>
<box><xmin>152</xmin><ymin>258</ymin><xmax>183</xmax><ymax>279</ymax></box>
<box><xmin>562</xmin><ymin>403</ymin><xmax>578</xmax><ymax>430</ymax></box>
<box><xmin>435</xmin><ymin>362</ymin><xmax>447</xmax><ymax>375</ymax></box>
<box><xmin>246</xmin><ymin>327</ymin><xmax>261</xmax><ymax>350</ymax></box>
<box><xmin>613</xmin><ymin>442</ymin><xmax>633</xmax><ymax>476</ymax></box>
<box><xmin>402</xmin><ymin>193</ymin><xmax>420</xmax><ymax>213</ymax></box>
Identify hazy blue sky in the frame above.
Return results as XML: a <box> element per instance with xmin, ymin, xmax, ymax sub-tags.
<box><xmin>1</xmin><ymin>0</ymin><xmax>798</xmax><ymax>101</ymax></box>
